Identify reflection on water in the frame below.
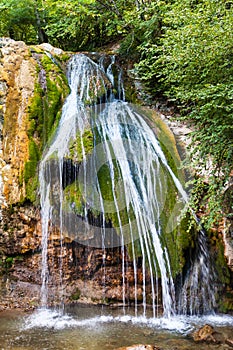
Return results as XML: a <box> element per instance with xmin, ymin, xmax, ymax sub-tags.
<box><xmin>0</xmin><ymin>306</ymin><xmax>232</xmax><ymax>350</ymax></box>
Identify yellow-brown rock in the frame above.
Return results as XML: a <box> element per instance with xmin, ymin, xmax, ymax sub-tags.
<box><xmin>0</xmin><ymin>39</ymin><xmax>36</xmax><ymax>204</ymax></box>
<box><xmin>192</xmin><ymin>324</ymin><xmax>218</xmax><ymax>343</ymax></box>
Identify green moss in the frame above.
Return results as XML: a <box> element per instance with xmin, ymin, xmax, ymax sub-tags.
<box><xmin>63</xmin><ymin>182</ymin><xmax>84</xmax><ymax>215</ymax></box>
<box><xmin>23</xmin><ymin>52</ymin><xmax>69</xmax><ymax>204</ymax></box>
<box><xmin>0</xmin><ymin>256</ymin><xmax>14</xmax><ymax>274</ymax></box>
<box><xmin>5</xmin><ymin>257</ymin><xmax>13</xmax><ymax>265</ymax></box>
<box><xmin>17</xmin><ymin>139</ymin><xmax>39</xmax><ymax>203</ymax></box>
<box><xmin>27</xmin><ymin>85</ymin><xmax>44</xmax><ymax>138</ymax></box>
<box><xmin>158</xmin><ymin>168</ymin><xmax>196</xmax><ymax>277</ymax></box>
<box><xmin>69</xmin><ymin>129</ymin><xmax>94</xmax><ymax>162</ymax></box>
<box><xmin>70</xmin><ymin>288</ymin><xmax>81</xmax><ymax>301</ymax></box>
<box><xmin>212</xmin><ymin>236</ymin><xmax>231</xmax><ymax>285</ymax></box>
<box><xmin>96</xmin><ymin>159</ymin><xmax>136</xmax><ymax>233</ymax></box>
<box><xmin>97</xmin><ymin>163</ymin><xmax>116</xmax><ymax>202</ymax></box>
<box><xmin>218</xmin><ymin>292</ymin><xmax>233</xmax><ymax>313</ymax></box>
<box><xmin>25</xmin><ymin>176</ymin><xmax>39</xmax><ymax>204</ymax></box>
<box><xmin>123</xmin><ymin>78</ymin><xmax>139</xmax><ymax>104</ymax></box>
<box><xmin>24</xmin><ymin>139</ymin><xmax>40</xmax><ymax>182</ymax></box>
<box><xmin>28</xmin><ymin>53</ymin><xmax>69</xmax><ymax>148</ymax></box>
<box><xmin>54</xmin><ymin>53</ymin><xmax>72</xmax><ymax>63</ymax></box>
<box><xmin>30</xmin><ymin>46</ymin><xmax>44</xmax><ymax>54</ymax></box>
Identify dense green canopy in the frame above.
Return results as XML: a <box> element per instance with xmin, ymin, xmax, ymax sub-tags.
<box><xmin>0</xmin><ymin>0</ymin><xmax>232</xmax><ymax>228</ymax></box>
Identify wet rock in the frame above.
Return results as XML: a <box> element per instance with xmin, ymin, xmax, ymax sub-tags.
<box><xmin>192</xmin><ymin>324</ymin><xmax>220</xmax><ymax>343</ymax></box>
<box><xmin>226</xmin><ymin>339</ymin><xmax>233</xmax><ymax>348</ymax></box>
<box><xmin>39</xmin><ymin>43</ymin><xmax>64</xmax><ymax>56</ymax></box>
<box><xmin>0</xmin><ymin>208</ymin><xmax>155</xmax><ymax>309</ymax></box>
<box><xmin>116</xmin><ymin>345</ymin><xmax>161</xmax><ymax>350</ymax></box>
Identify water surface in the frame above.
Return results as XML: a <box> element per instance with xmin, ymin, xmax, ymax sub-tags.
<box><xmin>0</xmin><ymin>306</ymin><xmax>232</xmax><ymax>350</ymax></box>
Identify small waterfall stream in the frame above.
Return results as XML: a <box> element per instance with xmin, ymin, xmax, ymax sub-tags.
<box><xmin>178</xmin><ymin>227</ymin><xmax>216</xmax><ymax>315</ymax></box>
<box><xmin>39</xmin><ymin>53</ymin><xmax>216</xmax><ymax>318</ymax></box>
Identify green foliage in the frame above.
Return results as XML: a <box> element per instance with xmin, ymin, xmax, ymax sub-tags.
<box><xmin>40</xmin><ymin>0</ymin><xmax>134</xmax><ymax>50</ymax></box>
<box><xmin>136</xmin><ymin>0</ymin><xmax>233</xmax><ymax>229</ymax></box>
<box><xmin>0</xmin><ymin>0</ymin><xmax>147</xmax><ymax>50</ymax></box>
<box><xmin>0</xmin><ymin>0</ymin><xmax>47</xmax><ymax>43</ymax></box>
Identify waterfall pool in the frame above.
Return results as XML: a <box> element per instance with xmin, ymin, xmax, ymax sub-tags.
<box><xmin>0</xmin><ymin>305</ymin><xmax>232</xmax><ymax>350</ymax></box>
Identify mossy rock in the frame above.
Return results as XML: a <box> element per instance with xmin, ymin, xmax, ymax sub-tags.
<box><xmin>63</xmin><ymin>181</ymin><xmax>84</xmax><ymax>216</ymax></box>
<box><xmin>211</xmin><ymin>233</ymin><xmax>231</xmax><ymax>285</ymax></box>
<box><xmin>74</xmin><ymin>54</ymin><xmax>112</xmax><ymax>106</ymax></box>
<box><xmin>21</xmin><ymin>51</ymin><xmax>70</xmax><ymax>204</ymax></box>
<box><xmin>70</xmin><ymin>288</ymin><xmax>81</xmax><ymax>301</ymax></box>
<box><xmin>69</xmin><ymin>129</ymin><xmax>94</xmax><ymax>163</ymax></box>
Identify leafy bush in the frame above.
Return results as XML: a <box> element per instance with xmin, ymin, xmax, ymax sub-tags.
<box><xmin>136</xmin><ymin>0</ymin><xmax>233</xmax><ymax>228</ymax></box>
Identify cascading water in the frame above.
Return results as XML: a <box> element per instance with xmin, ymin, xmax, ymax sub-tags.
<box><xmin>178</xmin><ymin>227</ymin><xmax>216</xmax><ymax>315</ymax></box>
<box><xmin>39</xmin><ymin>53</ymin><xmax>216</xmax><ymax>318</ymax></box>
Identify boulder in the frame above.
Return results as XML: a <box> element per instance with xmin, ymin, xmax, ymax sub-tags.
<box><xmin>192</xmin><ymin>324</ymin><xmax>221</xmax><ymax>344</ymax></box>
<box><xmin>226</xmin><ymin>339</ymin><xmax>233</xmax><ymax>348</ymax></box>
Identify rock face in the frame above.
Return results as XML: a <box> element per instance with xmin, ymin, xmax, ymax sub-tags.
<box><xmin>193</xmin><ymin>324</ymin><xmax>217</xmax><ymax>343</ymax></box>
<box><xmin>0</xmin><ymin>204</ymin><xmax>155</xmax><ymax>309</ymax></box>
<box><xmin>0</xmin><ymin>38</ymin><xmax>69</xmax><ymax>207</ymax></box>
<box><xmin>192</xmin><ymin>324</ymin><xmax>233</xmax><ymax>347</ymax></box>
<box><xmin>0</xmin><ymin>39</ymin><xmax>35</xmax><ymax>204</ymax></box>
<box><xmin>222</xmin><ymin>181</ymin><xmax>233</xmax><ymax>272</ymax></box>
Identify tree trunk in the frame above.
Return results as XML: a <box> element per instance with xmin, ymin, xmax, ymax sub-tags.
<box><xmin>34</xmin><ymin>0</ymin><xmax>48</xmax><ymax>43</ymax></box>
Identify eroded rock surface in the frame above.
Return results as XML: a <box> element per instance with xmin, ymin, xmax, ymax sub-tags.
<box><xmin>0</xmin><ymin>39</ymin><xmax>36</xmax><ymax>204</ymax></box>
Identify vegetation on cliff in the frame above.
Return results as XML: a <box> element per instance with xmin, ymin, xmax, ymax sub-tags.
<box><xmin>24</xmin><ymin>50</ymin><xmax>69</xmax><ymax>202</ymax></box>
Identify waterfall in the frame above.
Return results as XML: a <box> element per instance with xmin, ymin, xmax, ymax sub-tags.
<box><xmin>178</xmin><ymin>227</ymin><xmax>216</xmax><ymax>315</ymax></box>
<box><xmin>39</xmin><ymin>54</ymin><xmax>105</xmax><ymax>306</ymax></box>
<box><xmin>39</xmin><ymin>53</ymin><xmax>215</xmax><ymax>317</ymax></box>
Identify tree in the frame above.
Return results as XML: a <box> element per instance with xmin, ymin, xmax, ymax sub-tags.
<box><xmin>136</xmin><ymin>0</ymin><xmax>233</xmax><ymax>227</ymax></box>
<box><xmin>0</xmin><ymin>0</ymin><xmax>47</xmax><ymax>44</ymax></box>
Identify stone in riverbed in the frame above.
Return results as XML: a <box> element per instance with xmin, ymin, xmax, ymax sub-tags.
<box><xmin>192</xmin><ymin>324</ymin><xmax>224</xmax><ymax>344</ymax></box>
<box><xmin>226</xmin><ymin>339</ymin><xmax>233</xmax><ymax>348</ymax></box>
<box><xmin>193</xmin><ymin>324</ymin><xmax>215</xmax><ymax>342</ymax></box>
<box><xmin>115</xmin><ymin>345</ymin><xmax>161</xmax><ymax>350</ymax></box>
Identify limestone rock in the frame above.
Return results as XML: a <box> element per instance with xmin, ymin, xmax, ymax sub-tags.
<box><xmin>226</xmin><ymin>339</ymin><xmax>233</xmax><ymax>348</ymax></box>
<box><xmin>192</xmin><ymin>324</ymin><xmax>219</xmax><ymax>344</ymax></box>
<box><xmin>0</xmin><ymin>39</ymin><xmax>36</xmax><ymax>204</ymax></box>
<box><xmin>39</xmin><ymin>43</ymin><xmax>64</xmax><ymax>56</ymax></box>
